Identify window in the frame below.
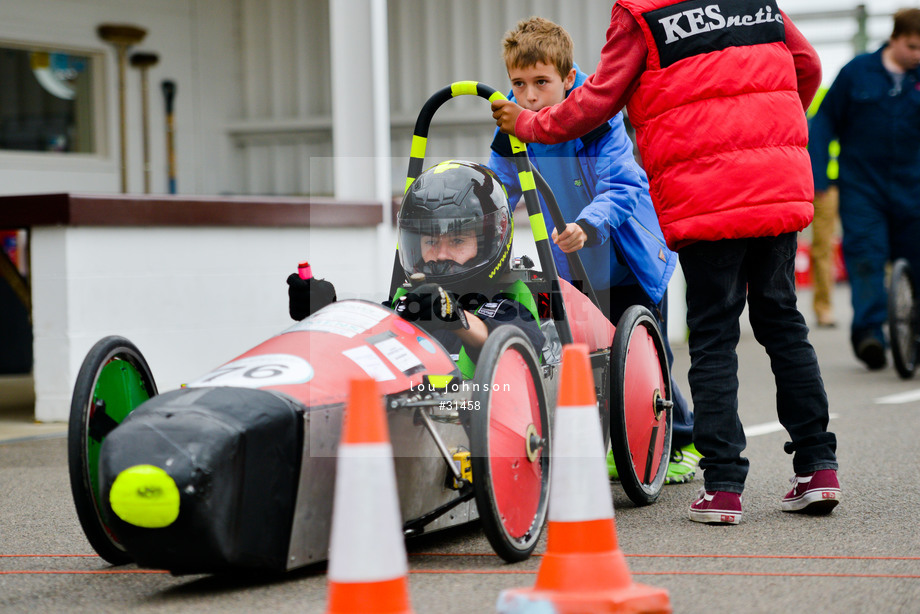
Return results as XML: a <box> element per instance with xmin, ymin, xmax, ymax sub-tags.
<box><xmin>0</xmin><ymin>43</ymin><xmax>99</xmax><ymax>154</ymax></box>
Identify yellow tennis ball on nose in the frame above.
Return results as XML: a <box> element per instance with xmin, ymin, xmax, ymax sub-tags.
<box><xmin>109</xmin><ymin>464</ymin><xmax>180</xmax><ymax>529</ymax></box>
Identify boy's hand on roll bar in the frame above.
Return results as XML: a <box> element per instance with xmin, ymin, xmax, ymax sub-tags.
<box><xmin>491</xmin><ymin>99</ymin><xmax>524</xmax><ymax>137</ymax></box>
<box><xmin>553</xmin><ymin>223</ymin><xmax>588</xmax><ymax>253</ymax></box>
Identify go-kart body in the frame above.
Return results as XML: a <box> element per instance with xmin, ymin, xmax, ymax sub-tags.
<box><xmin>86</xmin><ymin>274</ymin><xmax>615</xmax><ymax>573</ymax></box>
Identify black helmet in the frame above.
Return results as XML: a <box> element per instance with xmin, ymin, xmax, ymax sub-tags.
<box><xmin>397</xmin><ymin>160</ymin><xmax>513</xmax><ymax>291</ymax></box>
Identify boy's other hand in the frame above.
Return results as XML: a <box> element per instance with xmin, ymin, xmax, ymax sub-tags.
<box><xmin>491</xmin><ymin>100</ymin><xmax>524</xmax><ymax>137</ymax></box>
<box><xmin>552</xmin><ymin>223</ymin><xmax>588</xmax><ymax>253</ymax></box>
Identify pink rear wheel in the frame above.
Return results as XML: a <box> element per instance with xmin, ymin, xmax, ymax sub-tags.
<box><xmin>610</xmin><ymin>305</ymin><xmax>672</xmax><ymax>506</ymax></box>
<box><xmin>469</xmin><ymin>326</ymin><xmax>549</xmax><ymax>562</ymax></box>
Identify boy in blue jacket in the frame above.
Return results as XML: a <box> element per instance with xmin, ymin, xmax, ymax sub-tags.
<box><xmin>488</xmin><ymin>16</ymin><xmax>697</xmax><ymax>483</ymax></box>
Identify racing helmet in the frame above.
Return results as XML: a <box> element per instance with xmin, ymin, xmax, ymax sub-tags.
<box><xmin>397</xmin><ymin>160</ymin><xmax>513</xmax><ymax>291</ymax></box>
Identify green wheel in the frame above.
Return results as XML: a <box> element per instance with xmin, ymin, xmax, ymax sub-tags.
<box><xmin>68</xmin><ymin>336</ymin><xmax>157</xmax><ymax>565</ymax></box>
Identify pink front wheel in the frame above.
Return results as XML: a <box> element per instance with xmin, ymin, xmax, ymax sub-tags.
<box><xmin>469</xmin><ymin>326</ymin><xmax>550</xmax><ymax>563</ymax></box>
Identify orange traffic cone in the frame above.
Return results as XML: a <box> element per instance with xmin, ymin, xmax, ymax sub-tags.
<box><xmin>497</xmin><ymin>344</ymin><xmax>671</xmax><ymax>614</ymax></box>
<box><xmin>325</xmin><ymin>378</ymin><xmax>414</xmax><ymax>614</ymax></box>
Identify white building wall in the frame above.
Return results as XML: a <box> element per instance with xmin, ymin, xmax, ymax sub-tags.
<box><xmin>29</xmin><ymin>223</ymin><xmax>382</xmax><ymax>421</ymax></box>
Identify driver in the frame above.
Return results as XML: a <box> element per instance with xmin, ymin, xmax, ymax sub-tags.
<box><xmin>287</xmin><ymin>160</ymin><xmax>545</xmax><ymax>378</ymax></box>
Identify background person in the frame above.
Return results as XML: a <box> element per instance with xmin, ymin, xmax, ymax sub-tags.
<box><xmin>809</xmin><ymin>8</ymin><xmax>920</xmax><ymax>370</ymax></box>
<box><xmin>806</xmin><ymin>87</ymin><xmax>841</xmax><ymax>329</ymax></box>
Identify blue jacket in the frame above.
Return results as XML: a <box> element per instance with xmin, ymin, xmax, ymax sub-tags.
<box><xmin>809</xmin><ymin>44</ymin><xmax>920</xmax><ymax>206</ymax></box>
<box><xmin>488</xmin><ymin>68</ymin><xmax>676</xmax><ymax>303</ymax></box>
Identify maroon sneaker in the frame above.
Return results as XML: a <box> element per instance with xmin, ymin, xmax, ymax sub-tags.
<box><xmin>688</xmin><ymin>489</ymin><xmax>742</xmax><ymax>524</ymax></box>
<box><xmin>781</xmin><ymin>469</ymin><xmax>840</xmax><ymax>514</ymax></box>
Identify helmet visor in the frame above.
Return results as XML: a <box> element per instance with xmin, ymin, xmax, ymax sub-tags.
<box><xmin>398</xmin><ymin>209</ymin><xmax>510</xmax><ymax>284</ymax></box>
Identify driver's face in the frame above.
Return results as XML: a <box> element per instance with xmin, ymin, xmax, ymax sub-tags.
<box><xmin>421</xmin><ymin>229</ymin><xmax>478</xmax><ymax>265</ymax></box>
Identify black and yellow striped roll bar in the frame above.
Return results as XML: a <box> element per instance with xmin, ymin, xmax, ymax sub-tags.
<box><xmin>397</xmin><ymin>81</ymin><xmax>601</xmax><ymax>346</ymax></box>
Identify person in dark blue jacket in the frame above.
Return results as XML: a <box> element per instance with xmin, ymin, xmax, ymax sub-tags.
<box><xmin>488</xmin><ymin>16</ymin><xmax>698</xmax><ymax>483</ymax></box>
<box><xmin>809</xmin><ymin>8</ymin><xmax>920</xmax><ymax>370</ymax></box>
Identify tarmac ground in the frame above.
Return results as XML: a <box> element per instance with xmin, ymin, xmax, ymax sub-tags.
<box><xmin>2</xmin><ymin>284</ymin><xmax>919</xmax><ymax>613</ymax></box>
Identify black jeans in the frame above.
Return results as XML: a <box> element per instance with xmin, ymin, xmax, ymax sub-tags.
<box><xmin>679</xmin><ymin>233</ymin><xmax>837</xmax><ymax>493</ymax></box>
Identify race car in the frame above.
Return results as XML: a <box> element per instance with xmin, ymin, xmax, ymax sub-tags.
<box><xmin>67</xmin><ymin>82</ymin><xmax>673</xmax><ymax>574</ymax></box>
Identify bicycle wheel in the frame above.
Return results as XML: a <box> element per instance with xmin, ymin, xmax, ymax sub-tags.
<box><xmin>609</xmin><ymin>305</ymin><xmax>672</xmax><ymax>506</ymax></box>
<box><xmin>889</xmin><ymin>259</ymin><xmax>918</xmax><ymax>379</ymax></box>
<box><xmin>469</xmin><ymin>326</ymin><xmax>550</xmax><ymax>562</ymax></box>
<box><xmin>68</xmin><ymin>336</ymin><xmax>157</xmax><ymax>565</ymax></box>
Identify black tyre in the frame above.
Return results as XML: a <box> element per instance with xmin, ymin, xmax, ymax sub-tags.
<box><xmin>609</xmin><ymin>306</ymin><xmax>672</xmax><ymax>506</ymax></box>
<box><xmin>68</xmin><ymin>336</ymin><xmax>157</xmax><ymax>565</ymax></box>
<box><xmin>889</xmin><ymin>258</ymin><xmax>919</xmax><ymax>379</ymax></box>
<box><xmin>469</xmin><ymin>326</ymin><xmax>550</xmax><ymax>562</ymax></box>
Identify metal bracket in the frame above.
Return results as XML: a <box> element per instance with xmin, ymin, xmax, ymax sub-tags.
<box><xmin>415</xmin><ymin>408</ymin><xmax>463</xmax><ymax>481</ymax></box>
<box><xmin>403</xmin><ymin>484</ymin><xmax>474</xmax><ymax>537</ymax></box>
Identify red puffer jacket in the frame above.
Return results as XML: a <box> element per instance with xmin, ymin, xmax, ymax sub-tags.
<box><xmin>618</xmin><ymin>0</ymin><xmax>814</xmax><ymax>249</ymax></box>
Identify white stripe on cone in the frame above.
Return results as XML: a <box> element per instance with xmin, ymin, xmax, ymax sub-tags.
<box><xmin>549</xmin><ymin>404</ymin><xmax>615</xmax><ymax>523</ymax></box>
<box><xmin>327</xmin><ymin>442</ymin><xmax>408</xmax><ymax>582</ymax></box>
